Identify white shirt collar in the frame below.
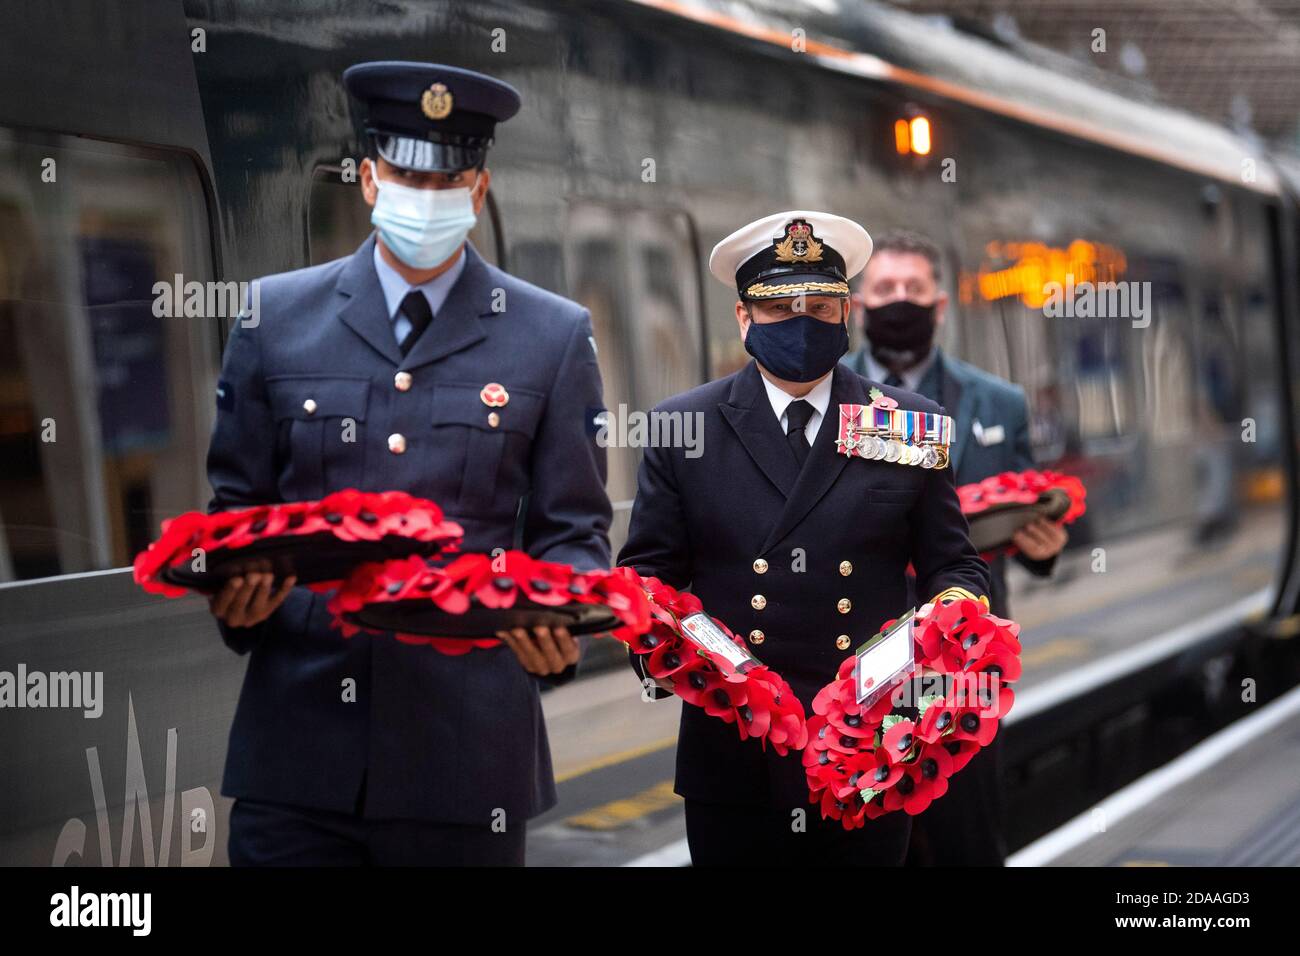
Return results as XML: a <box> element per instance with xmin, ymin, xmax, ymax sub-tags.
<box><xmin>759</xmin><ymin>368</ymin><xmax>834</xmax><ymax>443</ymax></box>
<box><xmin>372</xmin><ymin>240</ymin><xmax>467</xmax><ymax>322</ymax></box>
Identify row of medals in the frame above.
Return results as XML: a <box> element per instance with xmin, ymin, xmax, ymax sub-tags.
<box><xmin>840</xmin><ymin>430</ymin><xmax>949</xmax><ymax>469</ymax></box>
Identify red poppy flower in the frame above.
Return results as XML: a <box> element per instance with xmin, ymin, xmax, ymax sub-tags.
<box><xmin>883</xmin><ymin>745</ymin><xmax>953</xmax><ymax>815</ymax></box>
<box><xmin>659</xmin><ymin>660</ymin><xmax>710</xmax><ymax>707</ymax></box>
<box><xmin>702</xmin><ymin>681</ymin><xmax>747</xmax><ymax>723</ymax></box>
<box><xmin>948</xmin><ymin>702</ymin><xmax>1001</xmax><ymax>747</ymax></box>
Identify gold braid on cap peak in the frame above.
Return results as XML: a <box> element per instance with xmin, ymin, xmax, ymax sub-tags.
<box><xmin>930</xmin><ymin>586</ymin><xmax>990</xmax><ymax>609</ymax></box>
<box><xmin>744</xmin><ymin>280</ymin><xmax>850</xmax><ymax>298</ymax></box>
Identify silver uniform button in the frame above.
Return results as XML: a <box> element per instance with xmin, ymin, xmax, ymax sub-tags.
<box><xmin>302</xmin><ymin>398</ymin><xmax>317</xmax><ymax>415</ymax></box>
<box><xmin>388</xmin><ymin>433</ymin><xmax>407</xmax><ymax>454</ymax></box>
<box><xmin>394</xmin><ymin>371</ymin><xmax>413</xmax><ymax>392</ymax></box>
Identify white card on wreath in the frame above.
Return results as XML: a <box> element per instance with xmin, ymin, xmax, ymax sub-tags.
<box><xmin>854</xmin><ymin>609</ymin><xmax>917</xmax><ymax>706</ymax></box>
<box><xmin>680</xmin><ymin>611</ymin><xmax>760</xmax><ymax>674</ymax></box>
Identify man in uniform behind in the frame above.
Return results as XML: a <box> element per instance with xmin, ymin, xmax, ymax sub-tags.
<box><xmin>205</xmin><ymin>62</ymin><xmax>611</xmax><ymax>865</ymax></box>
<box><xmin>843</xmin><ymin>229</ymin><xmax>1068</xmax><ymax>865</ymax></box>
<box><xmin>619</xmin><ymin>211</ymin><xmax>990</xmax><ymax>865</ymax></box>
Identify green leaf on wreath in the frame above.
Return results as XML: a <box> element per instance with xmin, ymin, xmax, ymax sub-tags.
<box><xmin>859</xmin><ymin>787</ymin><xmax>880</xmax><ymax>803</ymax></box>
<box><xmin>916</xmin><ymin>693</ymin><xmax>942</xmax><ymax>717</ymax></box>
<box><xmin>881</xmin><ymin>714</ymin><xmax>905</xmax><ymax>732</ymax></box>
<box><xmin>869</xmin><ymin>386</ymin><xmax>883</xmax><ymax>402</ymax></box>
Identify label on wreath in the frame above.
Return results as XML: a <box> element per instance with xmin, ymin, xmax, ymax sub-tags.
<box><xmin>853</xmin><ymin>608</ymin><xmax>917</xmax><ymax>706</ymax></box>
<box><xmin>680</xmin><ymin>611</ymin><xmax>761</xmax><ymax>674</ymax></box>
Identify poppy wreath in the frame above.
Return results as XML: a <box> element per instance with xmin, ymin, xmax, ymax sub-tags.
<box><xmin>610</xmin><ymin>569</ymin><xmax>809</xmax><ymax>757</ymax></box>
<box><xmin>802</xmin><ymin>593</ymin><xmax>1021</xmax><ymax>828</ymax></box>
<box><xmin>133</xmin><ymin>489</ymin><xmax>464</xmax><ymax>598</ymax></box>
<box><xmin>957</xmin><ymin>469</ymin><xmax>1087</xmax><ymax>560</ymax></box>
<box><xmin>326</xmin><ymin>550</ymin><xmax>652</xmax><ymax>656</ymax></box>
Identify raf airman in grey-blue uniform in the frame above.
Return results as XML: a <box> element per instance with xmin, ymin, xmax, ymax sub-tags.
<box><xmin>205</xmin><ymin>62</ymin><xmax>611</xmax><ymax>866</ymax></box>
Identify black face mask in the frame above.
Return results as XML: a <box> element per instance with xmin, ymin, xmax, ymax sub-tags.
<box><xmin>863</xmin><ymin>299</ymin><xmax>937</xmax><ymax>372</ymax></box>
<box><xmin>744</xmin><ymin>308</ymin><xmax>849</xmax><ymax>383</ymax></box>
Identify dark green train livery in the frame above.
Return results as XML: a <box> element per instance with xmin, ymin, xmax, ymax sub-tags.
<box><xmin>0</xmin><ymin>0</ymin><xmax>1297</xmax><ymax>864</ymax></box>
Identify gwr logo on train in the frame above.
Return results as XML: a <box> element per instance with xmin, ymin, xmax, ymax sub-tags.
<box><xmin>52</xmin><ymin>694</ymin><xmax>217</xmax><ymax>867</ymax></box>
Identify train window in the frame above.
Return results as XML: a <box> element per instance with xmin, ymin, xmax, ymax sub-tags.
<box><xmin>0</xmin><ymin>129</ymin><xmax>216</xmax><ymax>581</ymax></box>
<box><xmin>307</xmin><ymin>165</ymin><xmax>501</xmax><ymax>267</ymax></box>
<box><xmin>624</xmin><ymin>208</ymin><xmax>705</xmax><ymax>408</ymax></box>
<box><xmin>561</xmin><ymin>203</ymin><xmax>706</xmax><ymax>544</ymax></box>
<box><xmin>563</xmin><ymin>204</ymin><xmax>639</xmax><ymax>540</ymax></box>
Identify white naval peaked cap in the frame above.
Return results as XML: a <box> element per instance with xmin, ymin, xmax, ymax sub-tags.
<box><xmin>708</xmin><ymin>210</ymin><xmax>873</xmax><ymax>300</ymax></box>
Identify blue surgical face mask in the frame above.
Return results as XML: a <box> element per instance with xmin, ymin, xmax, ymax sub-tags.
<box><xmin>370</xmin><ymin>167</ymin><xmax>480</xmax><ymax>269</ymax></box>
<box><xmin>743</xmin><ymin>306</ymin><xmax>849</xmax><ymax>383</ymax></box>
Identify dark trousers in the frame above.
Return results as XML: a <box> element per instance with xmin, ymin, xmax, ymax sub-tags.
<box><xmin>684</xmin><ymin>798</ymin><xmax>911</xmax><ymax>866</ymax></box>
<box><xmin>228</xmin><ymin>798</ymin><xmax>527</xmax><ymax>866</ymax></box>
<box><xmin>904</xmin><ymin>734</ymin><xmax>1007</xmax><ymax>866</ymax></box>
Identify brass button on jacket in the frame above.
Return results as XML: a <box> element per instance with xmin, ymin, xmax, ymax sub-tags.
<box><xmin>752</xmin><ymin>558</ymin><xmax>769</xmax><ymax>574</ymax></box>
<box><xmin>839</xmin><ymin>560</ymin><xmax>853</xmax><ymax>576</ymax></box>
<box><xmin>751</xmin><ymin>594</ymin><xmax>767</xmax><ymax>610</ymax></box>
<box><xmin>394</xmin><ymin>371</ymin><xmax>413</xmax><ymax>392</ymax></box>
<box><xmin>837</xmin><ymin>597</ymin><xmax>852</xmax><ymax>614</ymax></box>
<box><xmin>302</xmin><ymin>398</ymin><xmax>318</xmax><ymax>415</ymax></box>
<box><xmin>748</xmin><ymin>629</ymin><xmax>765</xmax><ymax>645</ymax></box>
<box><xmin>836</xmin><ymin>634</ymin><xmax>851</xmax><ymax>650</ymax></box>
<box><xmin>387</xmin><ymin>433</ymin><xmax>407</xmax><ymax>454</ymax></box>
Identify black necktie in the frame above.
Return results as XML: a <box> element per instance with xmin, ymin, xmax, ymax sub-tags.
<box><xmin>398</xmin><ymin>290</ymin><xmax>433</xmax><ymax>356</ymax></box>
<box><xmin>785</xmin><ymin>399</ymin><xmax>814</xmax><ymax>466</ymax></box>
<box><xmin>884</xmin><ymin>373</ymin><xmax>904</xmax><ymax>388</ymax></box>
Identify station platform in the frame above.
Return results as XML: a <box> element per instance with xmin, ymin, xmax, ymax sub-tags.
<box><xmin>1010</xmin><ymin>683</ymin><xmax>1300</xmax><ymax>866</ymax></box>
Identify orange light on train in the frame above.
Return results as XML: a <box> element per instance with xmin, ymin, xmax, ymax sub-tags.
<box><xmin>909</xmin><ymin>116</ymin><xmax>931</xmax><ymax>155</ymax></box>
<box><xmin>894</xmin><ymin>118</ymin><xmax>911</xmax><ymax>154</ymax></box>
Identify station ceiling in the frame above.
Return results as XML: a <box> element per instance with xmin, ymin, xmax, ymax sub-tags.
<box><xmin>882</xmin><ymin>0</ymin><xmax>1300</xmax><ymax>148</ymax></box>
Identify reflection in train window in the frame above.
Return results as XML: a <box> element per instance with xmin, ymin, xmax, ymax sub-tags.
<box><xmin>626</xmin><ymin>210</ymin><xmax>705</xmax><ymax>408</ymax></box>
<box><xmin>1073</xmin><ymin>320</ymin><xmax>1135</xmax><ymax>445</ymax></box>
<box><xmin>307</xmin><ymin>165</ymin><xmax>500</xmax><ymax>267</ymax></box>
<box><xmin>0</xmin><ymin>130</ymin><xmax>215</xmax><ymax>581</ymax></box>
<box><xmin>562</xmin><ymin>203</ymin><xmax>706</xmax><ymax>547</ymax></box>
<box><xmin>564</xmin><ymin>205</ymin><xmax>637</xmax><ymax>540</ymax></box>
<box><xmin>1141</xmin><ymin>293</ymin><xmax>1195</xmax><ymax>444</ymax></box>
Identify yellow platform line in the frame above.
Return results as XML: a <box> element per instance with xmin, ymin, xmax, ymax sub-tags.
<box><xmin>1020</xmin><ymin>638</ymin><xmax>1089</xmax><ymax>669</ymax></box>
<box><xmin>555</xmin><ymin>735</ymin><xmax>677</xmax><ymax>784</ymax></box>
<box><xmin>564</xmin><ymin>780</ymin><xmax>681</xmax><ymax>830</ymax></box>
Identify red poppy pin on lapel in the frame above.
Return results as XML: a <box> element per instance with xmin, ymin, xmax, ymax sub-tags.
<box><xmin>480</xmin><ymin>383</ymin><xmax>508</xmax><ymax>407</ymax></box>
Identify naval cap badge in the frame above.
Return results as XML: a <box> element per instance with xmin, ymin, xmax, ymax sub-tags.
<box><xmin>773</xmin><ymin>218</ymin><xmax>824</xmax><ymax>264</ymax></box>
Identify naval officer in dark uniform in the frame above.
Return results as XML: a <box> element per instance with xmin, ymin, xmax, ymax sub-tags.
<box><xmin>618</xmin><ymin>212</ymin><xmax>990</xmax><ymax>865</ymax></box>
<box><xmin>205</xmin><ymin>62</ymin><xmax>611</xmax><ymax>865</ymax></box>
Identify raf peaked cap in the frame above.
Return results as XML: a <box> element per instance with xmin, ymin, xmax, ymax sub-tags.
<box><xmin>343</xmin><ymin>61</ymin><xmax>522</xmax><ymax>172</ymax></box>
